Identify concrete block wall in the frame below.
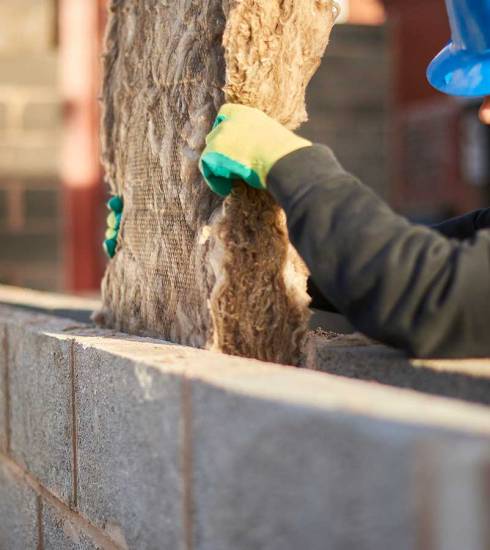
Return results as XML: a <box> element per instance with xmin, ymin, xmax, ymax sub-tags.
<box><xmin>0</xmin><ymin>0</ymin><xmax>63</xmax><ymax>291</ymax></box>
<box><xmin>1</xmin><ymin>286</ymin><xmax>490</xmax><ymax>549</ymax></box>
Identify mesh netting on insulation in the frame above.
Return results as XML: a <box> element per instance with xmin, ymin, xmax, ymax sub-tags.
<box><xmin>95</xmin><ymin>0</ymin><xmax>337</xmax><ymax>365</ymax></box>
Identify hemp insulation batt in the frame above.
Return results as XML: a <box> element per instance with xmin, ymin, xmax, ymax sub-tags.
<box><xmin>96</xmin><ymin>0</ymin><xmax>337</xmax><ymax>365</ymax></box>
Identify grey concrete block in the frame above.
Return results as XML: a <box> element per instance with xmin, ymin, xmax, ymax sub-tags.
<box><xmin>19</xmin><ymin>266</ymin><xmax>62</xmax><ymax>293</ymax></box>
<box><xmin>191</xmin><ymin>383</ymin><xmax>416</xmax><ymax>550</ymax></box>
<box><xmin>0</xmin><ymin>103</ymin><xmax>7</xmax><ymax>133</ymax></box>
<box><xmin>191</xmin><ymin>381</ymin><xmax>490</xmax><ymax>550</ymax></box>
<box><xmin>42</xmin><ymin>501</ymin><xmax>98</xmax><ymax>550</ymax></box>
<box><xmin>0</xmin><ymin>1</ymin><xmax>55</xmax><ymax>55</ymax></box>
<box><xmin>301</xmin><ymin>23</ymin><xmax>391</xmax><ymax>202</ymax></box>
<box><xmin>0</xmin><ymin>460</ymin><xmax>39</xmax><ymax>549</ymax></box>
<box><xmin>0</xmin><ymin>143</ymin><xmax>60</xmax><ymax>178</ymax></box>
<box><xmin>0</xmin><ymin>231</ymin><xmax>60</xmax><ymax>262</ymax></box>
<box><xmin>0</xmin><ymin>55</ymin><xmax>58</xmax><ymax>86</ymax></box>
<box><xmin>309</xmin><ymin>335</ymin><xmax>490</xmax><ymax>407</ymax></box>
<box><xmin>75</xmin><ymin>345</ymin><xmax>183</xmax><ymax>549</ymax></box>
<box><xmin>24</xmin><ymin>186</ymin><xmax>60</xmax><ymax>222</ymax></box>
<box><xmin>0</xmin><ymin>270</ymin><xmax>20</xmax><ymax>288</ymax></box>
<box><xmin>329</xmin><ymin>23</ymin><xmax>390</xmax><ymax>53</ymax></box>
<box><xmin>0</xmin><ymin>186</ymin><xmax>7</xmax><ymax>222</ymax></box>
<box><xmin>23</xmin><ymin>101</ymin><xmax>62</xmax><ymax>132</ymax></box>
<box><xmin>8</xmin><ymin>326</ymin><xmax>74</xmax><ymax>505</ymax></box>
<box><xmin>413</xmin><ymin>439</ymin><xmax>490</xmax><ymax>550</ymax></box>
<box><xmin>309</xmin><ymin>309</ymin><xmax>354</xmax><ymax>335</ymax></box>
<box><xmin>0</xmin><ymin>284</ymin><xmax>101</xmax><ymax>319</ymax></box>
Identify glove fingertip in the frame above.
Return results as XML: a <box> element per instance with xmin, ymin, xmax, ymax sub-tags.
<box><xmin>212</xmin><ymin>114</ymin><xmax>229</xmax><ymax>130</ymax></box>
<box><xmin>103</xmin><ymin>238</ymin><xmax>117</xmax><ymax>259</ymax></box>
<box><xmin>214</xmin><ymin>180</ymin><xmax>233</xmax><ymax>197</ymax></box>
<box><xmin>107</xmin><ymin>195</ymin><xmax>123</xmax><ymax>213</ymax></box>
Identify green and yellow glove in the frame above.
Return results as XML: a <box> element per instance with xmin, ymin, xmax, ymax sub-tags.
<box><xmin>103</xmin><ymin>195</ymin><xmax>123</xmax><ymax>259</ymax></box>
<box><xmin>199</xmin><ymin>104</ymin><xmax>312</xmax><ymax>197</ymax></box>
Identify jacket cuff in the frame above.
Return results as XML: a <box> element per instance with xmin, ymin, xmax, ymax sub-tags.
<box><xmin>267</xmin><ymin>144</ymin><xmax>347</xmax><ymax>207</ymax></box>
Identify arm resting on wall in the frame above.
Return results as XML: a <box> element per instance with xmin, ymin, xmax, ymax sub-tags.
<box><xmin>268</xmin><ymin>145</ymin><xmax>490</xmax><ymax>359</ymax></box>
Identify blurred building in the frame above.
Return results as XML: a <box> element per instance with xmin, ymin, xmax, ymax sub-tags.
<box><xmin>306</xmin><ymin>0</ymin><xmax>489</xmax><ymax>222</ymax></box>
<box><xmin>0</xmin><ymin>0</ymin><xmax>106</xmax><ymax>293</ymax></box>
<box><xmin>0</xmin><ymin>0</ymin><xmax>486</xmax><ymax>294</ymax></box>
<box><xmin>384</xmin><ymin>0</ymin><xmax>490</xmax><ymax>221</ymax></box>
<box><xmin>301</xmin><ymin>0</ymin><xmax>392</xmax><ymax>200</ymax></box>
<box><xmin>0</xmin><ymin>0</ymin><xmax>63</xmax><ymax>290</ymax></box>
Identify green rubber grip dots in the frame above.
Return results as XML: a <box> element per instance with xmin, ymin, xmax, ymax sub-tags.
<box><xmin>103</xmin><ymin>196</ymin><xmax>123</xmax><ymax>259</ymax></box>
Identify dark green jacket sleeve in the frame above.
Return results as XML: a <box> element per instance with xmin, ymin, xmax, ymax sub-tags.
<box><xmin>268</xmin><ymin>145</ymin><xmax>490</xmax><ymax>359</ymax></box>
<box><xmin>432</xmin><ymin>209</ymin><xmax>490</xmax><ymax>239</ymax></box>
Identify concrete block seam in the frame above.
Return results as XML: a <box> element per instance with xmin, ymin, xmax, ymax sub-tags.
<box><xmin>181</xmin><ymin>375</ymin><xmax>195</xmax><ymax>550</ymax></box>
<box><xmin>37</xmin><ymin>494</ymin><xmax>44</xmax><ymax>550</ymax></box>
<box><xmin>69</xmin><ymin>338</ymin><xmax>78</xmax><ymax>510</ymax></box>
<box><xmin>0</xmin><ymin>451</ymin><xmax>122</xmax><ymax>550</ymax></box>
<box><xmin>2</xmin><ymin>324</ymin><xmax>11</xmax><ymax>454</ymax></box>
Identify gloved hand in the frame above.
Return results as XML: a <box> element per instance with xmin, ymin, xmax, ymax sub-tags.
<box><xmin>199</xmin><ymin>104</ymin><xmax>312</xmax><ymax>197</ymax></box>
<box><xmin>103</xmin><ymin>195</ymin><xmax>123</xmax><ymax>259</ymax></box>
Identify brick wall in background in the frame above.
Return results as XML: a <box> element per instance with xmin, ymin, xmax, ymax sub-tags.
<box><xmin>0</xmin><ymin>0</ymin><xmax>56</xmax><ymax>54</ymax></box>
<box><xmin>301</xmin><ymin>24</ymin><xmax>392</xmax><ymax>201</ymax></box>
<box><xmin>0</xmin><ymin>0</ymin><xmax>63</xmax><ymax>291</ymax></box>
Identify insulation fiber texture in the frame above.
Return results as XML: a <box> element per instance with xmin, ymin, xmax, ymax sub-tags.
<box><xmin>97</xmin><ymin>0</ymin><xmax>336</xmax><ymax>365</ymax></box>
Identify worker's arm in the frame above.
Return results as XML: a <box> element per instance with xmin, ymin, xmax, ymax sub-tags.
<box><xmin>200</xmin><ymin>104</ymin><xmax>490</xmax><ymax>358</ymax></box>
<box><xmin>308</xmin><ymin>207</ymin><xmax>490</xmax><ymax>313</ymax></box>
<box><xmin>432</xmin><ymin>208</ymin><xmax>490</xmax><ymax>239</ymax></box>
<box><xmin>268</xmin><ymin>145</ymin><xmax>490</xmax><ymax>358</ymax></box>
<box><xmin>308</xmin><ymin>277</ymin><xmax>339</xmax><ymax>313</ymax></box>
<box><xmin>309</xmin><ymin>208</ymin><xmax>490</xmax><ymax>313</ymax></box>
